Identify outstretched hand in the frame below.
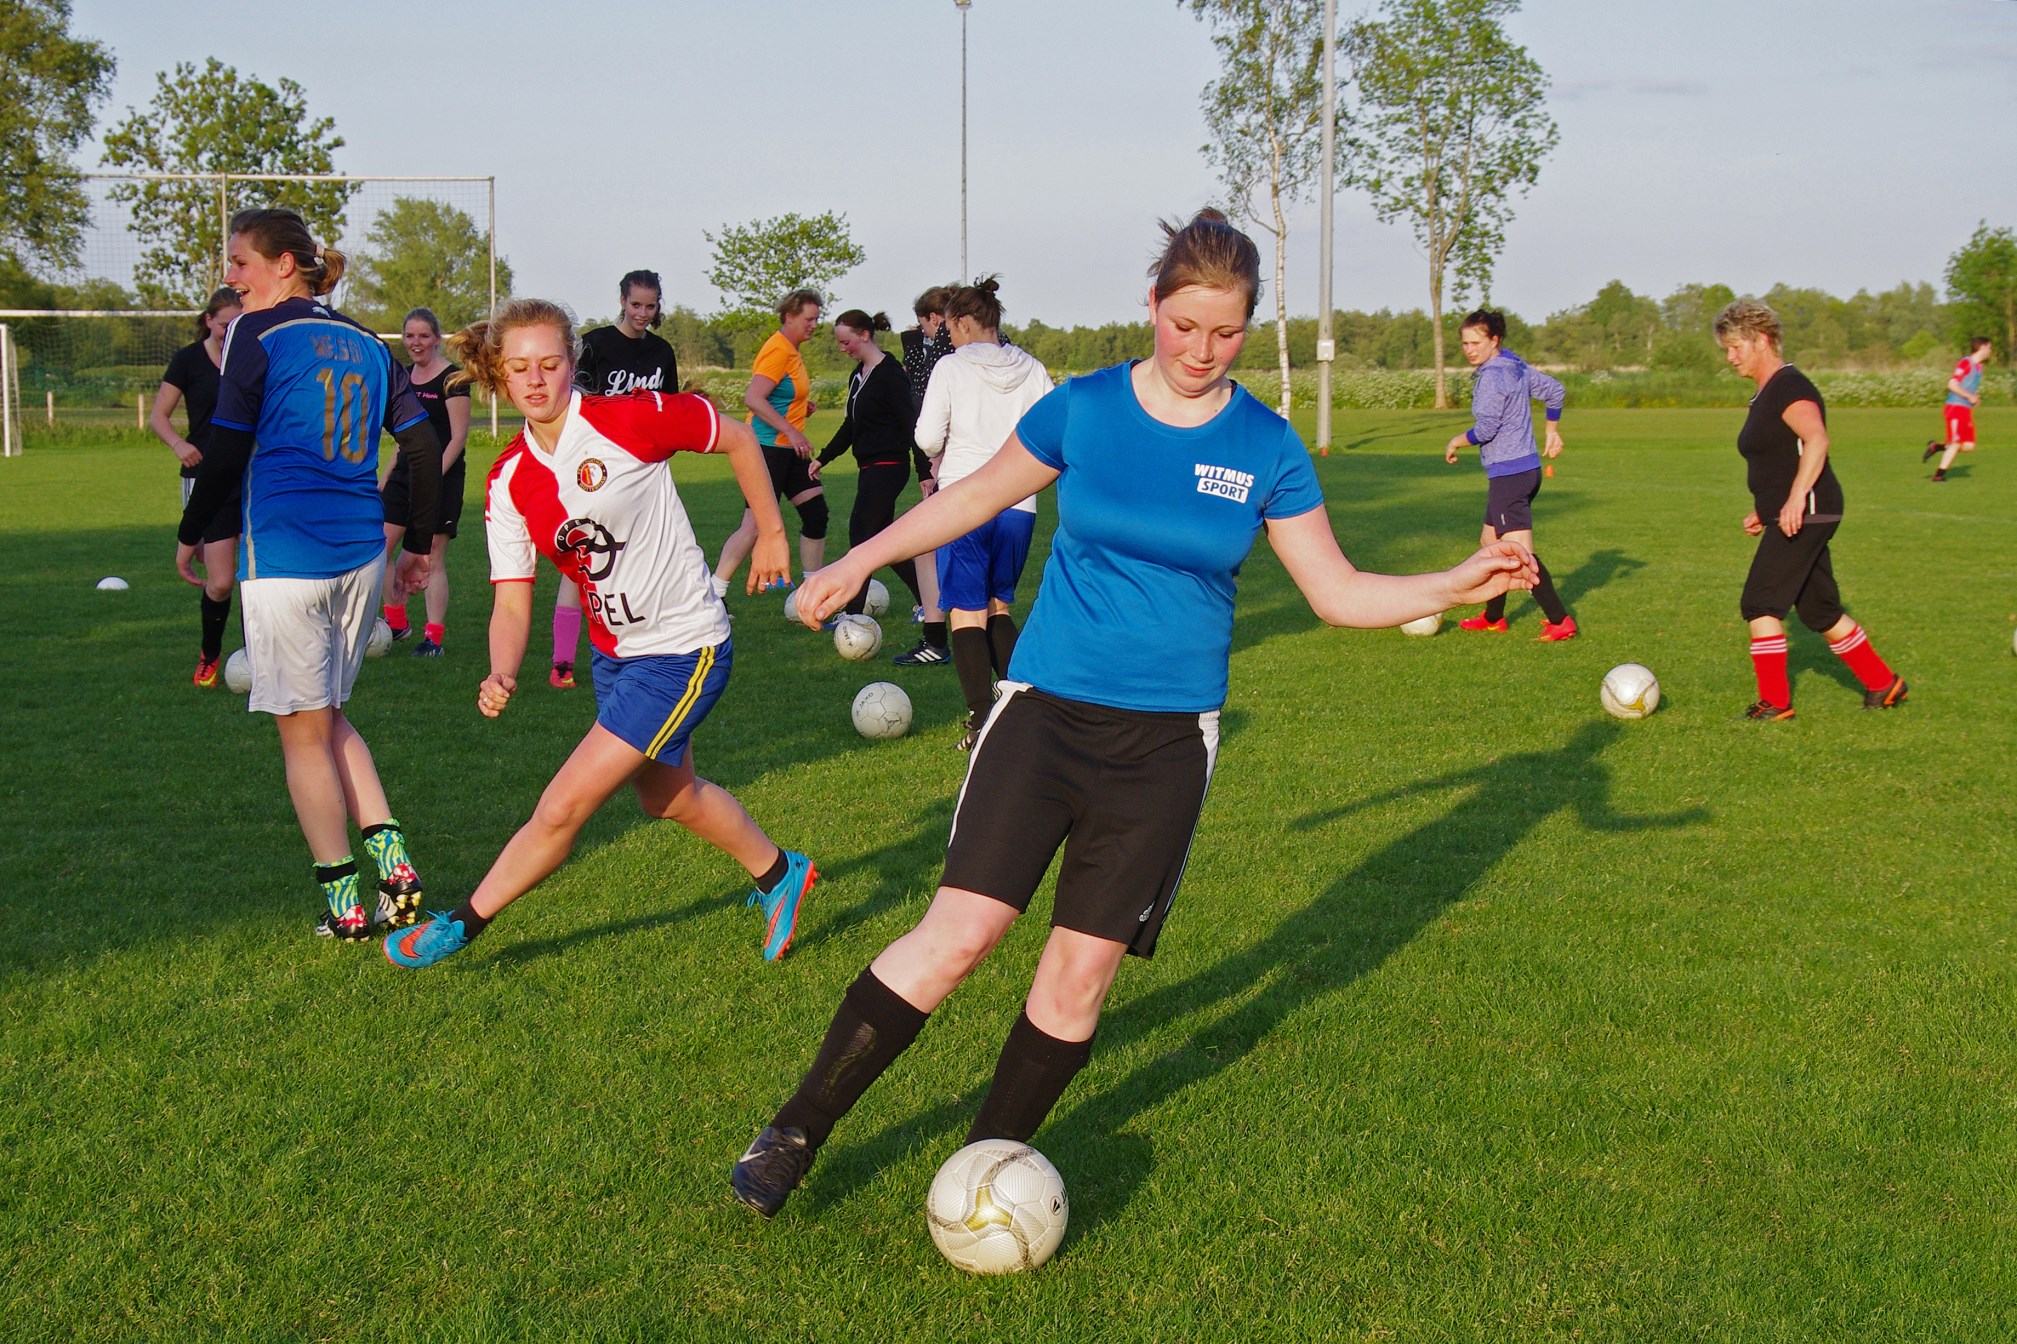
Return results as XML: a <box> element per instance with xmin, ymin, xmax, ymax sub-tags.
<box><xmin>794</xmin><ymin>561</ymin><xmax>860</xmax><ymax>629</ymax></box>
<box><xmin>746</xmin><ymin>530</ymin><xmax>791</xmax><ymax>596</ymax></box>
<box><xmin>1446</xmin><ymin>539</ymin><xmax>1538</xmax><ymax>607</ymax></box>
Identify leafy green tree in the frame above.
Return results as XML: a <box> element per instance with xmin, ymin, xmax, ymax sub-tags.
<box><xmin>1181</xmin><ymin>0</ymin><xmax>1343</xmax><ymax>414</ymax></box>
<box><xmin>703</xmin><ymin>211</ymin><xmax>864</xmax><ymax>319</ymax></box>
<box><xmin>0</xmin><ymin>0</ymin><xmax>114</xmax><ymax>274</ymax></box>
<box><xmin>345</xmin><ymin>197</ymin><xmax>512</xmax><ymax>333</ymax></box>
<box><xmin>101</xmin><ymin>58</ymin><xmax>353</xmax><ymax>304</ymax></box>
<box><xmin>1651</xmin><ymin>282</ymin><xmax>1735</xmax><ymax>371</ymax></box>
<box><xmin>1347</xmin><ymin>0</ymin><xmax>1557</xmax><ymax>406</ymax></box>
<box><xmin>1945</xmin><ymin>223</ymin><xmax>2017</xmax><ymax>375</ymax></box>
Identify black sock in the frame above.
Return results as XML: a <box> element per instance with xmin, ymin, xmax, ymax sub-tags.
<box><xmin>1531</xmin><ymin>557</ymin><xmax>1568</xmax><ymax>623</ymax></box>
<box><xmin>892</xmin><ymin>559</ymin><xmax>922</xmax><ymax>605</ymax></box>
<box><xmin>950</xmin><ymin>626</ymin><xmax>994</xmax><ymax>726</ymax></box>
<box><xmin>845</xmin><ymin>583</ymin><xmax>867</xmax><ymax>616</ymax></box>
<box><xmin>985</xmin><ymin>613</ymin><xmax>1019</xmax><ymax>677</ymax></box>
<box><xmin>1484</xmin><ymin>593</ymin><xmax>1507</xmax><ymax>623</ymax></box>
<box><xmin>774</xmin><ymin>967</ymin><xmax>929</xmax><ymax>1148</ymax></box>
<box><xmin>967</xmin><ymin>1010</ymin><xmax>1095</xmax><ymax>1144</ymax></box>
<box><xmin>448</xmin><ymin>900</ymin><xmax>493</xmax><ymax>939</ymax></box>
<box><xmin>200</xmin><ymin>593</ymin><xmax>231</xmax><ymax>660</ymax></box>
<box><xmin>923</xmin><ymin>619</ymin><xmax>948</xmax><ymax>650</ymax></box>
<box><xmin>754</xmin><ymin>848</ymin><xmax>788</xmax><ymax>893</ymax></box>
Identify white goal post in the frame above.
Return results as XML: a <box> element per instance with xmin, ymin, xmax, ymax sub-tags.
<box><xmin>0</xmin><ymin>172</ymin><xmax>500</xmax><ymax>453</ymax></box>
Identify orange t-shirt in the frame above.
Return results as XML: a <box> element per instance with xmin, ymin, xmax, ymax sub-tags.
<box><xmin>750</xmin><ymin>331</ymin><xmax>810</xmax><ymax>446</ymax></box>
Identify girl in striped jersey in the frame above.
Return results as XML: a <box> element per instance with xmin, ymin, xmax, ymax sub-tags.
<box><xmin>1717</xmin><ymin>299</ymin><xmax>1908</xmax><ymax>719</ymax></box>
<box><xmin>383</xmin><ymin>299</ymin><xmax>817</xmax><ymax>969</ymax></box>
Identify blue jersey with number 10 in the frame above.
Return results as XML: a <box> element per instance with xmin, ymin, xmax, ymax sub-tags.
<box><xmin>213</xmin><ymin>296</ymin><xmax>428</xmax><ymax>580</ymax></box>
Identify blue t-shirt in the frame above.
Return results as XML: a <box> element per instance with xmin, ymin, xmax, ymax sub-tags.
<box><xmin>1009</xmin><ymin>362</ymin><xmax>1325</xmax><ymax>713</ymax></box>
<box><xmin>214</xmin><ymin>297</ymin><xmax>428</xmax><ymax>580</ymax></box>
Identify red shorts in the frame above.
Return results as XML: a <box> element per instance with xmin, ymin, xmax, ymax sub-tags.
<box><xmin>1944</xmin><ymin>405</ymin><xmax>1976</xmax><ymax>444</ymax></box>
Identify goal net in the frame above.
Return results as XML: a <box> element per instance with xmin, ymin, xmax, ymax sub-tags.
<box><xmin>0</xmin><ymin>173</ymin><xmax>499</xmax><ymax>455</ymax></box>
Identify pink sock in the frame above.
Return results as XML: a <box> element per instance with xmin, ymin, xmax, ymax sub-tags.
<box><xmin>423</xmin><ymin>622</ymin><xmax>445</xmax><ymax>645</ymax></box>
<box><xmin>552</xmin><ymin>605</ymin><xmax>582</xmax><ymax>666</ymax></box>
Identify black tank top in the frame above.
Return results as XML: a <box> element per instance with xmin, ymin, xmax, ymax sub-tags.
<box><xmin>1738</xmin><ymin>364</ymin><xmax>1842</xmax><ymax>522</ymax></box>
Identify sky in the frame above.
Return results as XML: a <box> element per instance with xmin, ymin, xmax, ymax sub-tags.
<box><xmin>64</xmin><ymin>0</ymin><xmax>2017</xmax><ymax>328</ymax></box>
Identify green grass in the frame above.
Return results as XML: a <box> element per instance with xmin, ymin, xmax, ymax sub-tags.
<box><xmin>3</xmin><ymin>407</ymin><xmax>2014</xmax><ymax>1341</ymax></box>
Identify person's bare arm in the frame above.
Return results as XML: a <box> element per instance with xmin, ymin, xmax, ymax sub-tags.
<box><xmin>1266</xmin><ymin>506</ymin><xmax>1537</xmax><ymax>628</ymax></box>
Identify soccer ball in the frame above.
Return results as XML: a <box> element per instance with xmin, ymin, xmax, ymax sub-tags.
<box><xmin>224</xmin><ymin>649</ymin><xmax>253</xmax><ymax>694</ymax></box>
<box><xmin>1400</xmin><ymin>612</ymin><xmax>1442</xmax><ymax>636</ymax></box>
<box><xmin>834</xmin><ymin>614</ymin><xmax>883</xmax><ymax>661</ymax></box>
<box><xmin>863</xmin><ymin>578</ymin><xmax>890</xmax><ymax>618</ymax></box>
<box><xmin>365</xmin><ymin>618</ymin><xmax>393</xmax><ymax>658</ymax></box>
<box><xmin>925</xmin><ymin>1140</ymin><xmax>1068</xmax><ymax>1275</ymax></box>
<box><xmin>851</xmin><ymin>682</ymin><xmax>912</xmax><ymax>739</ymax></box>
<box><xmin>783</xmin><ymin>588</ymin><xmax>802</xmax><ymax>625</ymax></box>
<box><xmin>95</xmin><ymin>576</ymin><xmax>129</xmax><ymax>591</ymax></box>
<box><xmin>1600</xmin><ymin>662</ymin><xmax>1661</xmax><ymax>719</ymax></box>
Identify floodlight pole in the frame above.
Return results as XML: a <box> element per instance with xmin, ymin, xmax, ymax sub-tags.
<box><xmin>1315</xmin><ymin>0</ymin><xmax>1337</xmax><ymax>455</ymax></box>
<box><xmin>957</xmin><ymin>0</ymin><xmax>971</xmax><ymax>278</ymax></box>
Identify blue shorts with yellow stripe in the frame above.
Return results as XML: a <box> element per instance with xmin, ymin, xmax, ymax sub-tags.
<box><xmin>590</xmin><ymin>640</ymin><xmax>732</xmax><ymax>765</ymax></box>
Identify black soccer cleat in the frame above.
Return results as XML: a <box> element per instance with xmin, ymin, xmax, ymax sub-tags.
<box><xmin>892</xmin><ymin>640</ymin><xmax>951</xmax><ymax>667</ymax></box>
<box><xmin>731</xmin><ymin>1125</ymin><xmax>814</xmax><ymax>1218</ymax></box>
<box><xmin>411</xmin><ymin>637</ymin><xmax>443</xmax><ymax>658</ymax></box>
<box><xmin>1922</xmin><ymin>440</ymin><xmax>1942</xmax><ymax>463</ymax></box>
<box><xmin>315</xmin><ymin>906</ymin><xmax>373</xmax><ymax>941</ymax></box>
<box><xmin>1741</xmin><ymin>700</ymin><xmax>1795</xmax><ymax>722</ymax></box>
<box><xmin>1862</xmin><ymin>676</ymin><xmax>1909</xmax><ymax>710</ymax></box>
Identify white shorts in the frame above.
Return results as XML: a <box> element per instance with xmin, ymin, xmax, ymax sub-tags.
<box><xmin>238</xmin><ymin>556</ymin><xmax>384</xmax><ymax>715</ymax></box>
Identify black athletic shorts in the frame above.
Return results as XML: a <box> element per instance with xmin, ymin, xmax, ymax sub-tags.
<box><xmin>941</xmin><ymin>682</ymin><xmax>1220</xmax><ymax>960</ymax></box>
<box><xmin>382</xmin><ymin>458</ymin><xmax>466</xmax><ymax>539</ymax></box>
<box><xmin>180</xmin><ymin>477</ymin><xmax>242</xmax><ymax>545</ymax></box>
<box><xmin>1484</xmin><ymin>467</ymin><xmax>1542</xmax><ymax>533</ymax></box>
<box><xmin>762</xmin><ymin>444</ymin><xmax>818</xmax><ymax>500</ymax></box>
<box><xmin>1740</xmin><ymin>519</ymin><xmax>1844</xmax><ymax>632</ymax></box>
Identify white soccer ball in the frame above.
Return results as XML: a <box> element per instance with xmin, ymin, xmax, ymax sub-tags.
<box><xmin>834</xmin><ymin>613</ymin><xmax>883</xmax><ymax>661</ymax></box>
<box><xmin>1400</xmin><ymin>612</ymin><xmax>1442</xmax><ymax>637</ymax></box>
<box><xmin>224</xmin><ymin>648</ymin><xmax>253</xmax><ymax>694</ymax></box>
<box><xmin>783</xmin><ymin>588</ymin><xmax>802</xmax><ymax>625</ymax></box>
<box><xmin>926</xmin><ymin>1140</ymin><xmax>1069</xmax><ymax>1275</ymax></box>
<box><xmin>863</xmin><ymin>578</ymin><xmax>890</xmax><ymax>618</ymax></box>
<box><xmin>1600</xmin><ymin>662</ymin><xmax>1661</xmax><ymax>719</ymax></box>
<box><xmin>96</xmin><ymin>576</ymin><xmax>128</xmax><ymax>591</ymax></box>
<box><xmin>365</xmin><ymin>617</ymin><xmax>393</xmax><ymax>658</ymax></box>
<box><xmin>851</xmin><ymin>681</ymin><xmax>913</xmax><ymax>739</ymax></box>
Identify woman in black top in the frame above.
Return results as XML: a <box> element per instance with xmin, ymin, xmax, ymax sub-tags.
<box><xmin>150</xmin><ymin>286</ymin><xmax>244</xmax><ymax>687</ymax></box>
<box><xmin>1716</xmin><ymin>298</ymin><xmax>1907</xmax><ymax>719</ymax></box>
<box><xmin>379</xmin><ymin>307</ymin><xmax>471</xmax><ymax>657</ymax></box>
<box><xmin>548</xmin><ymin>269</ymin><xmax>680</xmax><ymax>689</ymax></box>
<box><xmin>813</xmin><ymin>310</ymin><xmax>924</xmax><ymax>616</ymax></box>
<box><xmin>893</xmin><ymin>284</ymin><xmax>958</xmax><ymax>664</ymax></box>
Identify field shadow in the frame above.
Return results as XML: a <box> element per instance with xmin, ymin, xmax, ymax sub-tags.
<box><xmin>484</xmin><ymin>886</ymin><xmax>746</xmax><ymax>969</ymax></box>
<box><xmin>1556</xmin><ymin>547</ymin><xmax>1646</xmax><ymax>607</ymax></box>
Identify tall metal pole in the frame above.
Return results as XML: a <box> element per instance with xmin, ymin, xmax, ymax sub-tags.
<box><xmin>1315</xmin><ymin>0</ymin><xmax>1337</xmax><ymax>455</ymax></box>
<box><xmin>957</xmin><ymin>0</ymin><xmax>971</xmax><ymax>278</ymax></box>
<box><xmin>487</xmin><ymin>176</ymin><xmax>499</xmax><ymax>438</ymax></box>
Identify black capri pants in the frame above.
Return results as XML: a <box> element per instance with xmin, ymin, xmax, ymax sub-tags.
<box><xmin>844</xmin><ymin>459</ymin><xmax>922</xmax><ymax>614</ymax></box>
<box><xmin>1740</xmin><ymin>519</ymin><xmax>1844</xmax><ymax>632</ymax></box>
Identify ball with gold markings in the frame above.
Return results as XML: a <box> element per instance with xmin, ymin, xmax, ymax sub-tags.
<box><xmin>925</xmin><ymin>1139</ymin><xmax>1068</xmax><ymax>1274</ymax></box>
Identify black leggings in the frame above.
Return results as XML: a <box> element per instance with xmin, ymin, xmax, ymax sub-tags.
<box><xmin>845</xmin><ymin>461</ymin><xmax>923</xmax><ymax>615</ymax></box>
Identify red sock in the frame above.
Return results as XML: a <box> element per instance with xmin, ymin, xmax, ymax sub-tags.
<box><xmin>552</xmin><ymin>605</ymin><xmax>582</xmax><ymax>666</ymax></box>
<box><xmin>1827</xmin><ymin>623</ymin><xmax>1894</xmax><ymax>692</ymax></box>
<box><xmin>423</xmin><ymin>622</ymin><xmax>445</xmax><ymax>645</ymax></box>
<box><xmin>384</xmin><ymin>603</ymin><xmax>409</xmax><ymax>632</ymax></box>
<box><xmin>1750</xmin><ymin>635</ymin><xmax>1789</xmax><ymax>707</ymax></box>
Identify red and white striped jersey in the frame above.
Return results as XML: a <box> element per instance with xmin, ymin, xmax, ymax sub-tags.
<box><xmin>486</xmin><ymin>390</ymin><xmax>729</xmax><ymax>658</ymax></box>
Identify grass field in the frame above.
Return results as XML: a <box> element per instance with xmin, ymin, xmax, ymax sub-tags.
<box><xmin>3</xmin><ymin>407</ymin><xmax>2014</xmax><ymax>1341</ymax></box>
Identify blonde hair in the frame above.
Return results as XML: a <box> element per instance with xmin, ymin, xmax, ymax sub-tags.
<box><xmin>1149</xmin><ymin>207</ymin><xmax>1261</xmax><ymax>320</ymax></box>
<box><xmin>447</xmin><ymin>299</ymin><xmax>580</xmax><ymax>394</ymax></box>
<box><xmin>1713</xmin><ymin>298</ymin><xmax>1782</xmax><ymax>352</ymax></box>
<box><xmin>228</xmin><ymin>207</ymin><xmax>346</xmax><ymax>297</ymax></box>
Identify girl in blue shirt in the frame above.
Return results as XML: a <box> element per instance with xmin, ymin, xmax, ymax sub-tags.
<box><xmin>728</xmin><ymin>210</ymin><xmax>1537</xmax><ymax>1218</ymax></box>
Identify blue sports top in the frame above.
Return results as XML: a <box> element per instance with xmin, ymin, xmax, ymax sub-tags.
<box><xmin>1947</xmin><ymin>356</ymin><xmax>1985</xmax><ymax>407</ymax></box>
<box><xmin>213</xmin><ymin>297</ymin><xmax>428</xmax><ymax>580</ymax></box>
<box><xmin>1009</xmin><ymin>362</ymin><xmax>1325</xmax><ymax>713</ymax></box>
<box><xmin>1464</xmin><ymin>349</ymin><xmax>1564</xmax><ymax>479</ymax></box>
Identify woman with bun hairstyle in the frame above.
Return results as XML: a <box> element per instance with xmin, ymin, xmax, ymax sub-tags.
<box><xmin>379</xmin><ymin>307</ymin><xmax>470</xmax><ymax>657</ymax></box>
<box><xmin>175</xmin><ymin>207</ymin><xmax>443</xmax><ymax>941</ymax></box>
<box><xmin>383</xmin><ymin>299</ymin><xmax>818</xmax><ymax>969</ymax></box>
<box><xmin>813</xmin><ymin>309</ymin><xmax>924</xmax><ymax>616</ymax></box>
<box><xmin>728</xmin><ymin>210</ymin><xmax>1536</xmax><ymax>1217</ymax></box>
<box><xmin>152</xmin><ymin>285</ymin><xmax>244</xmax><ymax>687</ymax></box>
<box><xmin>913</xmin><ymin>276</ymin><xmax>1054</xmax><ymax>746</ymax></box>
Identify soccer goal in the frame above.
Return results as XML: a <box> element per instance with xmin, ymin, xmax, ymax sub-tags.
<box><xmin>0</xmin><ymin>172</ymin><xmax>501</xmax><ymax>454</ymax></box>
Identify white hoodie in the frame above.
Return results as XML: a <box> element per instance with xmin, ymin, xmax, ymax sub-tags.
<box><xmin>914</xmin><ymin>341</ymin><xmax>1053</xmax><ymax>514</ymax></box>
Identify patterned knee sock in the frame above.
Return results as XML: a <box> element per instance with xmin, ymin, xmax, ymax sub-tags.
<box><xmin>1827</xmin><ymin>623</ymin><xmax>1895</xmax><ymax>692</ymax></box>
<box><xmin>360</xmin><ymin>820</ymin><xmax>416</xmax><ymax>886</ymax></box>
<box><xmin>314</xmin><ymin>857</ymin><xmax>362</xmax><ymax>916</ymax></box>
